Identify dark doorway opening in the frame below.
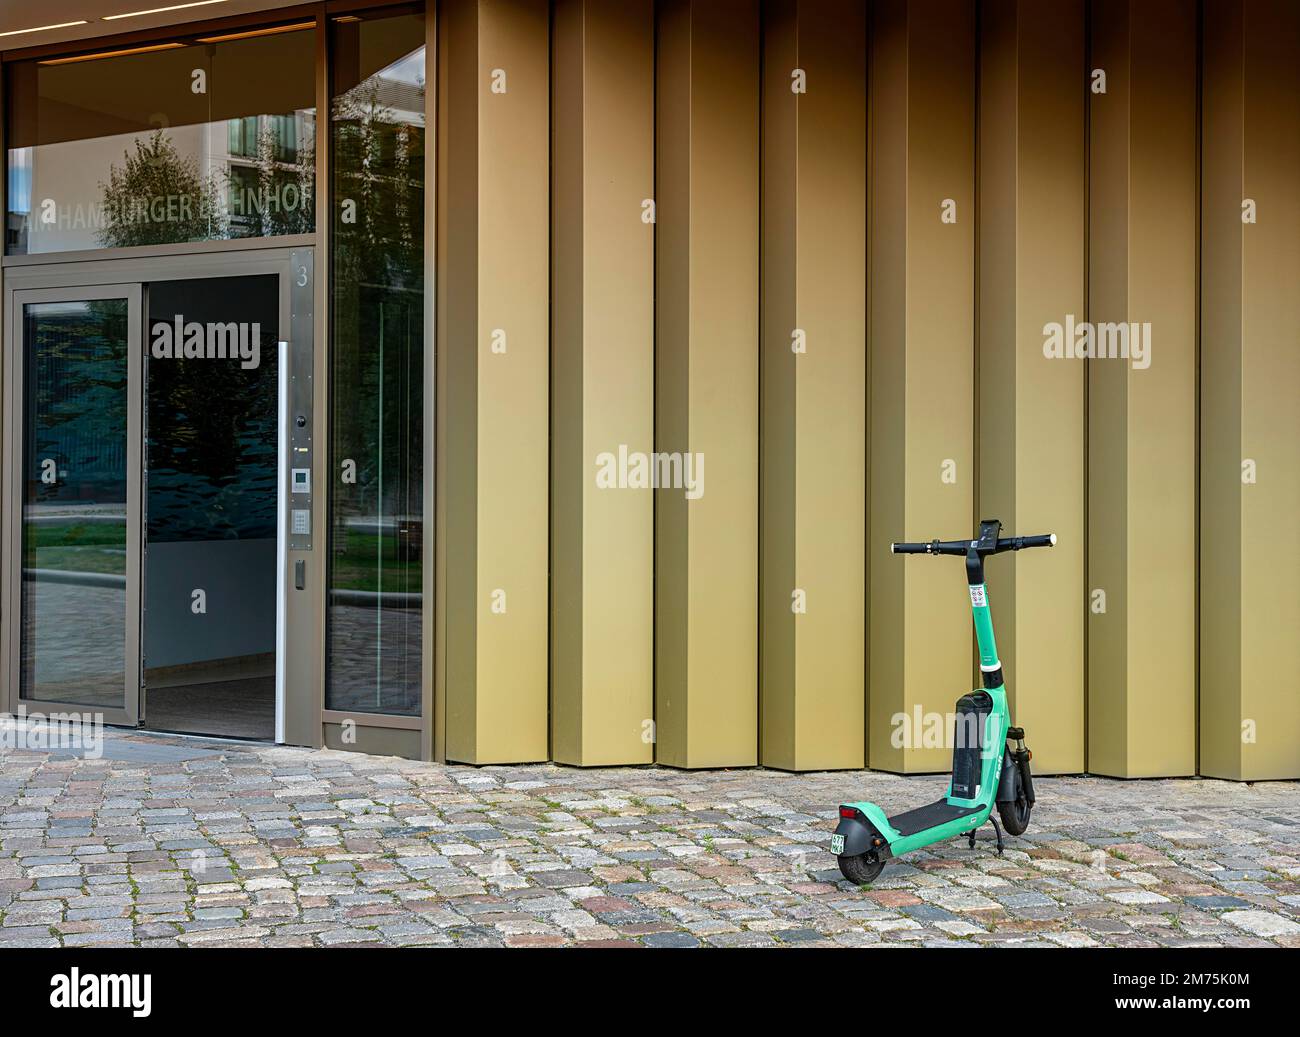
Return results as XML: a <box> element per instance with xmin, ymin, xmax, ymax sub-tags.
<box><xmin>142</xmin><ymin>274</ymin><xmax>279</xmax><ymax>740</ymax></box>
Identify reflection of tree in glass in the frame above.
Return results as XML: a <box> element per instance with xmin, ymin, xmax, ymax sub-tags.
<box><xmin>147</xmin><ymin>331</ymin><xmax>278</xmax><ymax>543</ymax></box>
<box><xmin>98</xmin><ymin>131</ymin><xmax>223</xmax><ymax>248</ymax></box>
<box><xmin>332</xmin><ymin>76</ymin><xmax>424</xmax><ymax>290</ymax></box>
<box><xmin>331</xmin><ymin>70</ymin><xmax>425</xmax><ymax>527</ymax></box>
<box><xmin>325</xmin><ymin>25</ymin><xmax>426</xmax><ymax>713</ymax></box>
<box><xmin>28</xmin><ymin>302</ymin><xmax>129</xmax><ymax>504</ymax></box>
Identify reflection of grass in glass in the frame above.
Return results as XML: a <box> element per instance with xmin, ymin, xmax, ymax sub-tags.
<box><xmin>23</xmin><ymin>524</ymin><xmax>420</xmax><ymax>590</ymax></box>
<box><xmin>25</xmin><ymin>522</ymin><xmax>126</xmax><ymax>575</ymax></box>
<box><xmin>330</xmin><ymin>530</ymin><xmax>420</xmax><ymax>593</ymax></box>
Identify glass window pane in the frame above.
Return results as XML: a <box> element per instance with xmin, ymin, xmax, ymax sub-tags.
<box><xmin>325</xmin><ymin>7</ymin><xmax>425</xmax><ymax>717</ymax></box>
<box><xmin>5</xmin><ymin>20</ymin><xmax>316</xmax><ymax>255</ymax></box>
<box><xmin>21</xmin><ymin>299</ymin><xmax>129</xmax><ymax>708</ymax></box>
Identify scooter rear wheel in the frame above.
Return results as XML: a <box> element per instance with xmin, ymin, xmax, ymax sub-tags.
<box><xmin>997</xmin><ymin>796</ymin><xmax>1031</xmax><ymax>836</ymax></box>
<box><xmin>839</xmin><ymin>852</ymin><xmax>885</xmax><ymax>886</ymax></box>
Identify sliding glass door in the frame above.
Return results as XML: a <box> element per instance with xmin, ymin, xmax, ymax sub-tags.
<box><xmin>8</xmin><ymin>285</ymin><xmax>142</xmax><ymax>725</ymax></box>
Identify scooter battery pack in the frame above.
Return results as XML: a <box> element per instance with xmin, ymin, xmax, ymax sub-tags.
<box><xmin>950</xmin><ymin>692</ymin><xmax>993</xmax><ymax>799</ymax></box>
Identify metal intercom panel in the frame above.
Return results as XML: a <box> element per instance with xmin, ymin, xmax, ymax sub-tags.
<box><xmin>288</xmin><ymin>249</ymin><xmax>315</xmax><ymax>552</ymax></box>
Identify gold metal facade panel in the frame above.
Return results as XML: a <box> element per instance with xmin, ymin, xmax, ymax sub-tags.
<box><xmin>654</xmin><ymin>0</ymin><xmax>760</xmax><ymax>767</ymax></box>
<box><xmin>439</xmin><ymin>0</ymin><xmax>550</xmax><ymax>763</ymax></box>
<box><xmin>551</xmin><ymin>0</ymin><xmax>655</xmax><ymax>765</ymax></box>
<box><xmin>1201</xmin><ymin>0</ymin><xmax>1300</xmax><ymax>780</ymax></box>
<box><xmin>1087</xmin><ymin>0</ymin><xmax>1198</xmax><ymax>777</ymax></box>
<box><xmin>760</xmin><ymin>0</ymin><xmax>867</xmax><ymax>771</ymax></box>
<box><xmin>978</xmin><ymin>0</ymin><xmax>1086</xmax><ymax>774</ymax></box>
<box><xmin>870</xmin><ymin>0</ymin><xmax>976</xmax><ymax>773</ymax></box>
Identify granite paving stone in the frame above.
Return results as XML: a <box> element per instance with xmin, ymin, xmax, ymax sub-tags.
<box><xmin>0</xmin><ymin>724</ymin><xmax>1295</xmax><ymax>947</ymax></box>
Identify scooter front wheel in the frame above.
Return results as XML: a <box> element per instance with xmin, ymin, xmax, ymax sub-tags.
<box><xmin>839</xmin><ymin>852</ymin><xmax>885</xmax><ymax>885</ymax></box>
<box><xmin>997</xmin><ymin>797</ymin><xmax>1031</xmax><ymax>836</ymax></box>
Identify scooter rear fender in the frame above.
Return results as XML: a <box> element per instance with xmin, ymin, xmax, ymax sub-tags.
<box><xmin>833</xmin><ymin>817</ymin><xmax>892</xmax><ymax>859</ymax></box>
<box><xmin>835</xmin><ymin>802</ymin><xmax>899</xmax><ymax>858</ymax></box>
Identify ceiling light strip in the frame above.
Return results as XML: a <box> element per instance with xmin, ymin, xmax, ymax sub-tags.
<box><xmin>103</xmin><ymin>1</ymin><xmax>228</xmax><ymax>21</ymax></box>
<box><xmin>0</xmin><ymin>21</ymin><xmax>89</xmax><ymax>38</ymax></box>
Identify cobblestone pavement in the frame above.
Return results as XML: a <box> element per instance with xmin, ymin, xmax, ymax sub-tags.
<box><xmin>1</xmin><ymin>726</ymin><xmax>1297</xmax><ymax>948</ymax></box>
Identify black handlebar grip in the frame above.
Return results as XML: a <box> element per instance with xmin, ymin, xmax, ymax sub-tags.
<box><xmin>1001</xmin><ymin>533</ymin><xmax>1056</xmax><ymax>550</ymax></box>
<box><xmin>893</xmin><ymin>539</ymin><xmax>970</xmax><ymax>555</ymax></box>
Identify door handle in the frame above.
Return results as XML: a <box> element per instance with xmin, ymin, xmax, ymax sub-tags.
<box><xmin>295</xmin><ymin>559</ymin><xmax>306</xmax><ymax>590</ymax></box>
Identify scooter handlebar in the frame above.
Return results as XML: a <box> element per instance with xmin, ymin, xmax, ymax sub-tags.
<box><xmin>891</xmin><ymin>533</ymin><xmax>1056</xmax><ymax>555</ymax></box>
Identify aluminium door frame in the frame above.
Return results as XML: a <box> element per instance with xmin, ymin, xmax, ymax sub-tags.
<box><xmin>1</xmin><ymin>245</ymin><xmax>312</xmax><ymax>741</ymax></box>
<box><xmin>2</xmin><ymin>282</ymin><xmax>144</xmax><ymax>728</ymax></box>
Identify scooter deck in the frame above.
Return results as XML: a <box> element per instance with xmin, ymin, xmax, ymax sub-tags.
<box><xmin>888</xmin><ymin>799</ymin><xmax>981</xmax><ymax>837</ymax></box>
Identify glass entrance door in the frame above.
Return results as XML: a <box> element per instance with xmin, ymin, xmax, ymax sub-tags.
<box><xmin>4</xmin><ymin>249</ymin><xmax>309</xmax><ymax>745</ymax></box>
<box><xmin>9</xmin><ymin>286</ymin><xmax>143</xmax><ymax>725</ymax></box>
<box><xmin>6</xmin><ymin>272</ymin><xmax>283</xmax><ymax>738</ymax></box>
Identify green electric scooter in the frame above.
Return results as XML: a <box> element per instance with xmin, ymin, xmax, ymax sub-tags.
<box><xmin>831</xmin><ymin>519</ymin><xmax>1055</xmax><ymax>884</ymax></box>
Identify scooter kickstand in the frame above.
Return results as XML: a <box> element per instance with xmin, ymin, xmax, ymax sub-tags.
<box><xmin>990</xmin><ymin>815</ymin><xmax>1005</xmax><ymax>855</ymax></box>
<box><xmin>967</xmin><ymin>829</ymin><xmax>976</xmax><ymax>850</ymax></box>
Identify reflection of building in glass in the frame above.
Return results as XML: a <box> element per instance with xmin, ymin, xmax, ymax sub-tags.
<box><xmin>7</xmin><ymin>115</ymin><xmax>317</xmax><ymax>253</ymax></box>
<box><xmin>3</xmin><ymin>25</ymin><xmax>316</xmax><ymax>255</ymax></box>
<box><xmin>6</xmin><ymin>146</ymin><xmax>30</xmax><ymax>252</ymax></box>
<box><xmin>223</xmin><ymin>112</ymin><xmax>316</xmax><ymax>239</ymax></box>
<box><xmin>5</xmin><ymin>111</ymin><xmax>315</xmax><ymax>253</ymax></box>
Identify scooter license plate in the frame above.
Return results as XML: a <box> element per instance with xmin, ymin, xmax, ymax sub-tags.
<box><xmin>830</xmin><ymin>834</ymin><xmax>846</xmax><ymax>855</ymax></box>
